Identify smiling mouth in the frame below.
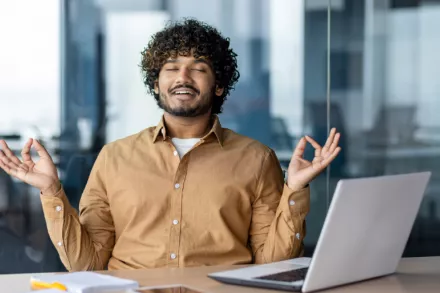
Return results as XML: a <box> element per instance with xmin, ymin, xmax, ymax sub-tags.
<box><xmin>170</xmin><ymin>88</ymin><xmax>198</xmax><ymax>100</ymax></box>
<box><xmin>173</xmin><ymin>90</ymin><xmax>194</xmax><ymax>95</ymax></box>
<box><xmin>171</xmin><ymin>86</ymin><xmax>198</xmax><ymax>95</ymax></box>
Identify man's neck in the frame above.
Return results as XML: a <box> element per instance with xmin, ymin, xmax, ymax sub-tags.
<box><xmin>163</xmin><ymin>112</ymin><xmax>212</xmax><ymax>139</ymax></box>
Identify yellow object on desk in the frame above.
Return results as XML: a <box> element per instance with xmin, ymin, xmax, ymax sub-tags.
<box><xmin>30</xmin><ymin>280</ymin><xmax>67</xmax><ymax>291</ymax></box>
<box><xmin>29</xmin><ymin>272</ymin><xmax>139</xmax><ymax>293</ymax></box>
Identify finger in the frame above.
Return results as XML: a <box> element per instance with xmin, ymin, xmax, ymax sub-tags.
<box><xmin>305</xmin><ymin>136</ymin><xmax>322</xmax><ymax>157</ymax></box>
<box><xmin>1</xmin><ymin>154</ymin><xmax>21</xmax><ymax>170</ymax></box>
<box><xmin>21</xmin><ymin>138</ymin><xmax>34</xmax><ymax>164</ymax></box>
<box><xmin>0</xmin><ymin>151</ymin><xmax>25</xmax><ymax>178</ymax></box>
<box><xmin>320</xmin><ymin>147</ymin><xmax>341</xmax><ymax>167</ymax></box>
<box><xmin>3</xmin><ymin>163</ymin><xmax>28</xmax><ymax>181</ymax></box>
<box><xmin>0</xmin><ymin>157</ymin><xmax>19</xmax><ymax>177</ymax></box>
<box><xmin>327</xmin><ymin>132</ymin><xmax>340</xmax><ymax>154</ymax></box>
<box><xmin>322</xmin><ymin>128</ymin><xmax>337</xmax><ymax>153</ymax></box>
<box><xmin>0</xmin><ymin>140</ymin><xmax>22</xmax><ymax>165</ymax></box>
<box><xmin>0</xmin><ymin>156</ymin><xmax>12</xmax><ymax>174</ymax></box>
<box><xmin>292</xmin><ymin>137</ymin><xmax>307</xmax><ymax>158</ymax></box>
<box><xmin>1</xmin><ymin>155</ymin><xmax>29</xmax><ymax>177</ymax></box>
<box><xmin>33</xmin><ymin>139</ymin><xmax>52</xmax><ymax>161</ymax></box>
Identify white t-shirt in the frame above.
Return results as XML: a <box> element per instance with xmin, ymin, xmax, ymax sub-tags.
<box><xmin>171</xmin><ymin>138</ymin><xmax>200</xmax><ymax>158</ymax></box>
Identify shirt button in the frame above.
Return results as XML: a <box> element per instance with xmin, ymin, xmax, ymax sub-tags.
<box><xmin>170</xmin><ymin>253</ymin><xmax>177</xmax><ymax>260</ymax></box>
<box><xmin>172</xmin><ymin>219</ymin><xmax>179</xmax><ymax>225</ymax></box>
<box><xmin>57</xmin><ymin>241</ymin><xmax>63</xmax><ymax>246</ymax></box>
<box><xmin>55</xmin><ymin>206</ymin><xmax>62</xmax><ymax>212</ymax></box>
<box><xmin>289</xmin><ymin>200</ymin><xmax>296</xmax><ymax>206</ymax></box>
<box><xmin>174</xmin><ymin>183</ymin><xmax>180</xmax><ymax>189</ymax></box>
<box><xmin>296</xmin><ymin>233</ymin><xmax>301</xmax><ymax>240</ymax></box>
<box><xmin>173</xmin><ymin>150</ymin><xmax>178</xmax><ymax>156</ymax></box>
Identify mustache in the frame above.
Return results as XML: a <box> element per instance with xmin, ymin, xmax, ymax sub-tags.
<box><xmin>169</xmin><ymin>84</ymin><xmax>200</xmax><ymax>95</ymax></box>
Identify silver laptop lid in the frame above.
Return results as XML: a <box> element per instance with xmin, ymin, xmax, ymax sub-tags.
<box><xmin>303</xmin><ymin>172</ymin><xmax>431</xmax><ymax>292</ymax></box>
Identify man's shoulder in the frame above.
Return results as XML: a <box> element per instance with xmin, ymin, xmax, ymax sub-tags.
<box><xmin>102</xmin><ymin>127</ymin><xmax>155</xmax><ymax>153</ymax></box>
<box><xmin>222</xmin><ymin>128</ymin><xmax>272</xmax><ymax>156</ymax></box>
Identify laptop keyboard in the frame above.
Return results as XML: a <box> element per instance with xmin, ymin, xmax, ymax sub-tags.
<box><xmin>255</xmin><ymin>267</ymin><xmax>309</xmax><ymax>282</ymax></box>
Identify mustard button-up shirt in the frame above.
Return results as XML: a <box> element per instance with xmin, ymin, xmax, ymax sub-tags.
<box><xmin>41</xmin><ymin>116</ymin><xmax>310</xmax><ymax>271</ymax></box>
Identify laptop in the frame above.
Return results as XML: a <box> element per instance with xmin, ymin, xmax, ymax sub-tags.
<box><xmin>209</xmin><ymin>172</ymin><xmax>431</xmax><ymax>292</ymax></box>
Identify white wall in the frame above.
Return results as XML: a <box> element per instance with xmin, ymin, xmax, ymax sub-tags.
<box><xmin>169</xmin><ymin>0</ymin><xmax>223</xmax><ymax>29</ymax></box>
<box><xmin>386</xmin><ymin>6</ymin><xmax>440</xmax><ymax>129</ymax></box>
<box><xmin>269</xmin><ymin>0</ymin><xmax>305</xmax><ymax>136</ymax></box>
<box><xmin>0</xmin><ymin>1</ymin><xmax>60</xmax><ymax>137</ymax></box>
<box><xmin>94</xmin><ymin>0</ymin><xmax>162</xmax><ymax>11</ymax></box>
<box><xmin>361</xmin><ymin>4</ymin><xmax>440</xmax><ymax>133</ymax></box>
<box><xmin>386</xmin><ymin>10</ymin><xmax>419</xmax><ymax>106</ymax></box>
<box><xmin>104</xmin><ymin>11</ymin><xmax>169</xmax><ymax>142</ymax></box>
<box><xmin>361</xmin><ymin>0</ymin><xmax>389</xmax><ymax>130</ymax></box>
<box><xmin>417</xmin><ymin>7</ymin><xmax>440</xmax><ymax>129</ymax></box>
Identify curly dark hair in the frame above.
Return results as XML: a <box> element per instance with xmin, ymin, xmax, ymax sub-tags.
<box><xmin>140</xmin><ymin>18</ymin><xmax>240</xmax><ymax>114</ymax></box>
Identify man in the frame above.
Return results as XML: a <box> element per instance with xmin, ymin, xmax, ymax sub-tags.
<box><xmin>0</xmin><ymin>19</ymin><xmax>341</xmax><ymax>271</ymax></box>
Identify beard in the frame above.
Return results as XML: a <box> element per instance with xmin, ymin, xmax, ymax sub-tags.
<box><xmin>157</xmin><ymin>86</ymin><xmax>215</xmax><ymax>117</ymax></box>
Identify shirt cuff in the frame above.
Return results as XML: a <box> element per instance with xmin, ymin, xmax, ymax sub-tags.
<box><xmin>40</xmin><ymin>185</ymin><xmax>72</xmax><ymax>220</ymax></box>
<box><xmin>279</xmin><ymin>184</ymin><xmax>310</xmax><ymax>215</ymax></box>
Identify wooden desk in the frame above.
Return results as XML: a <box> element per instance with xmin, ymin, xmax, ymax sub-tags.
<box><xmin>3</xmin><ymin>257</ymin><xmax>440</xmax><ymax>293</ymax></box>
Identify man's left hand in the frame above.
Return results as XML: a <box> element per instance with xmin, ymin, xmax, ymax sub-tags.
<box><xmin>287</xmin><ymin>128</ymin><xmax>341</xmax><ymax>192</ymax></box>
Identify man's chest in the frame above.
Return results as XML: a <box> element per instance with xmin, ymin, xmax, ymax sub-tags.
<box><xmin>105</xmin><ymin>149</ymin><xmax>259</xmax><ymax>237</ymax></box>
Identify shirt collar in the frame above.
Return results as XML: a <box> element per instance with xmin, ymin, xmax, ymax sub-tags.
<box><xmin>152</xmin><ymin>115</ymin><xmax>224</xmax><ymax>147</ymax></box>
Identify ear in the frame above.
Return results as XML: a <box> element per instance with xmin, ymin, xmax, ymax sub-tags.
<box><xmin>215</xmin><ymin>85</ymin><xmax>224</xmax><ymax>97</ymax></box>
<box><xmin>154</xmin><ymin>80</ymin><xmax>159</xmax><ymax>94</ymax></box>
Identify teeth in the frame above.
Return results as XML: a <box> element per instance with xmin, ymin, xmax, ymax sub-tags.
<box><xmin>175</xmin><ymin>91</ymin><xmax>191</xmax><ymax>95</ymax></box>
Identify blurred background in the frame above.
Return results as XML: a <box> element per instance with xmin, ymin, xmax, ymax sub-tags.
<box><xmin>0</xmin><ymin>0</ymin><xmax>439</xmax><ymax>273</ymax></box>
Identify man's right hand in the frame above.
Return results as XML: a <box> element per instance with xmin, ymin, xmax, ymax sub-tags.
<box><xmin>0</xmin><ymin>138</ymin><xmax>60</xmax><ymax>194</ymax></box>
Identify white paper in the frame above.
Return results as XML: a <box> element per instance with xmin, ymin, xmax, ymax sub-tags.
<box><xmin>31</xmin><ymin>272</ymin><xmax>139</xmax><ymax>293</ymax></box>
<box><xmin>28</xmin><ymin>289</ymin><xmax>66</xmax><ymax>293</ymax></box>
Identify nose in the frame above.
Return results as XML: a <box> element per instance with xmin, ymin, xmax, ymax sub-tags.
<box><xmin>175</xmin><ymin>66</ymin><xmax>193</xmax><ymax>85</ymax></box>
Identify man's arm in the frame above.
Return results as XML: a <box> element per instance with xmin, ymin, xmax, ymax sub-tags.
<box><xmin>249</xmin><ymin>149</ymin><xmax>310</xmax><ymax>264</ymax></box>
<box><xmin>41</xmin><ymin>146</ymin><xmax>115</xmax><ymax>271</ymax></box>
